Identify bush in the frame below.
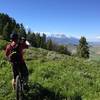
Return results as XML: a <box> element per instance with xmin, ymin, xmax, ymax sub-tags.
<box><xmin>0</xmin><ymin>39</ymin><xmax>8</xmax><ymax>50</ymax></box>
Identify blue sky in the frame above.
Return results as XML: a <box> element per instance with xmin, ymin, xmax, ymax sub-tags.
<box><xmin>0</xmin><ymin>0</ymin><xmax>100</xmax><ymax>41</ymax></box>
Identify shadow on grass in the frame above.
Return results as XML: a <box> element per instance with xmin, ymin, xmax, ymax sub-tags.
<box><xmin>24</xmin><ymin>83</ymin><xmax>82</xmax><ymax>100</ymax></box>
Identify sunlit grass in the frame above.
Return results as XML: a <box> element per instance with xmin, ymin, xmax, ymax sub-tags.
<box><xmin>0</xmin><ymin>40</ymin><xmax>100</xmax><ymax>100</ymax></box>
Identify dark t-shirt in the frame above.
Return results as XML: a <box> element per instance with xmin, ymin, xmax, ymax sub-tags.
<box><xmin>5</xmin><ymin>41</ymin><xmax>28</xmax><ymax>63</ymax></box>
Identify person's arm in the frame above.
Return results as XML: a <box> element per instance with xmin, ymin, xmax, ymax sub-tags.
<box><xmin>5</xmin><ymin>44</ymin><xmax>14</xmax><ymax>62</ymax></box>
<box><xmin>5</xmin><ymin>45</ymin><xmax>11</xmax><ymax>61</ymax></box>
<box><xmin>5</xmin><ymin>45</ymin><xmax>10</xmax><ymax>57</ymax></box>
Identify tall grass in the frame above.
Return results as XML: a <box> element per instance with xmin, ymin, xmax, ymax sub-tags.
<box><xmin>0</xmin><ymin>42</ymin><xmax>100</xmax><ymax>100</ymax></box>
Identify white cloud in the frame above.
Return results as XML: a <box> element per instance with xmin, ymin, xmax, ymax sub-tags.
<box><xmin>96</xmin><ymin>36</ymin><xmax>100</xmax><ymax>39</ymax></box>
<box><xmin>86</xmin><ymin>36</ymin><xmax>100</xmax><ymax>42</ymax></box>
<box><xmin>26</xmin><ymin>25</ymin><xmax>29</xmax><ymax>29</ymax></box>
<box><xmin>35</xmin><ymin>31</ymin><xmax>81</xmax><ymax>39</ymax></box>
<box><xmin>31</xmin><ymin>31</ymin><xmax>82</xmax><ymax>39</ymax></box>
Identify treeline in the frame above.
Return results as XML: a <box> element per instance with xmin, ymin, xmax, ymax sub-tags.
<box><xmin>0</xmin><ymin>13</ymin><xmax>71</xmax><ymax>55</ymax></box>
<box><xmin>26</xmin><ymin>30</ymin><xmax>71</xmax><ymax>55</ymax></box>
<box><xmin>0</xmin><ymin>13</ymin><xmax>89</xmax><ymax>58</ymax></box>
<box><xmin>0</xmin><ymin>13</ymin><xmax>26</xmax><ymax>40</ymax></box>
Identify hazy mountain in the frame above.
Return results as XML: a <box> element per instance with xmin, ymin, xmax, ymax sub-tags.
<box><xmin>47</xmin><ymin>34</ymin><xmax>79</xmax><ymax>45</ymax></box>
<box><xmin>89</xmin><ymin>42</ymin><xmax>100</xmax><ymax>46</ymax></box>
<box><xmin>47</xmin><ymin>33</ymin><xmax>100</xmax><ymax>46</ymax></box>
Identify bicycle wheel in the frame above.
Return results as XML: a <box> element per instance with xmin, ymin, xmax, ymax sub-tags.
<box><xmin>16</xmin><ymin>75</ymin><xmax>23</xmax><ymax>100</ymax></box>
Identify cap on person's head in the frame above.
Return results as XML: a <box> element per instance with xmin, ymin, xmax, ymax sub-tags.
<box><xmin>10</xmin><ymin>33</ymin><xmax>18</xmax><ymax>40</ymax></box>
<box><xmin>21</xmin><ymin>37</ymin><xmax>26</xmax><ymax>40</ymax></box>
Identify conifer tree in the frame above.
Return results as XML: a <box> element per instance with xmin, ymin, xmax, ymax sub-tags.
<box><xmin>46</xmin><ymin>39</ymin><xmax>53</xmax><ymax>50</ymax></box>
<box><xmin>77</xmin><ymin>36</ymin><xmax>89</xmax><ymax>58</ymax></box>
<box><xmin>41</xmin><ymin>33</ymin><xmax>46</xmax><ymax>49</ymax></box>
<box><xmin>36</xmin><ymin>33</ymin><xmax>41</xmax><ymax>47</ymax></box>
<box><xmin>27</xmin><ymin>31</ymin><xmax>37</xmax><ymax>47</ymax></box>
<box><xmin>2</xmin><ymin>23</ymin><xmax>10</xmax><ymax>40</ymax></box>
<box><xmin>18</xmin><ymin>24</ymin><xmax>26</xmax><ymax>38</ymax></box>
<box><xmin>57</xmin><ymin>45</ymin><xmax>71</xmax><ymax>55</ymax></box>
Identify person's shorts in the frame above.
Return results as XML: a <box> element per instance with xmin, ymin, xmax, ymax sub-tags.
<box><xmin>12</xmin><ymin>62</ymin><xmax>29</xmax><ymax>80</ymax></box>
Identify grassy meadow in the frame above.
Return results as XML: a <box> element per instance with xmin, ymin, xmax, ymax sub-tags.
<box><xmin>90</xmin><ymin>45</ymin><xmax>100</xmax><ymax>61</ymax></box>
<box><xmin>0</xmin><ymin>40</ymin><xmax>100</xmax><ymax>100</ymax></box>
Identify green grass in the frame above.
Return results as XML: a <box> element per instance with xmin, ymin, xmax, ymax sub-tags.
<box><xmin>0</xmin><ymin>39</ymin><xmax>8</xmax><ymax>50</ymax></box>
<box><xmin>0</xmin><ymin>41</ymin><xmax>100</xmax><ymax>100</ymax></box>
<box><xmin>90</xmin><ymin>46</ymin><xmax>100</xmax><ymax>61</ymax></box>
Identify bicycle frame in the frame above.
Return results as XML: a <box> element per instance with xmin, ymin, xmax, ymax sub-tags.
<box><xmin>15</xmin><ymin>71</ymin><xmax>24</xmax><ymax>100</ymax></box>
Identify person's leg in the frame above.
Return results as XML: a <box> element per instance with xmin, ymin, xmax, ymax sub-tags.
<box><xmin>20</xmin><ymin>62</ymin><xmax>29</xmax><ymax>91</ymax></box>
<box><xmin>12</xmin><ymin>79</ymin><xmax>16</xmax><ymax>90</ymax></box>
<box><xmin>20</xmin><ymin>62</ymin><xmax>29</xmax><ymax>83</ymax></box>
<box><xmin>12</xmin><ymin>63</ymin><xmax>19</xmax><ymax>90</ymax></box>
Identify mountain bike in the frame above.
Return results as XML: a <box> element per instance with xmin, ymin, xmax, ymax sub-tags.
<box><xmin>15</xmin><ymin>72</ymin><xmax>24</xmax><ymax>100</ymax></box>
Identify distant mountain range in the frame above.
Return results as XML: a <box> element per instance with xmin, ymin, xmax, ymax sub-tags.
<box><xmin>89</xmin><ymin>42</ymin><xmax>100</xmax><ymax>46</ymax></box>
<box><xmin>47</xmin><ymin>34</ymin><xmax>100</xmax><ymax>46</ymax></box>
<box><xmin>47</xmin><ymin>34</ymin><xmax>79</xmax><ymax>45</ymax></box>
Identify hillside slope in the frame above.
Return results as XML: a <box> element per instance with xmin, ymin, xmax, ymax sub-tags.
<box><xmin>0</xmin><ymin>44</ymin><xmax>100</xmax><ymax>100</ymax></box>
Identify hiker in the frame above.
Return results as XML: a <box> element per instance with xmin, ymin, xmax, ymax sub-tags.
<box><xmin>5</xmin><ymin>33</ymin><xmax>29</xmax><ymax>89</ymax></box>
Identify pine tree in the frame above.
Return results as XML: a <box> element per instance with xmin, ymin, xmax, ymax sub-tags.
<box><xmin>0</xmin><ymin>13</ymin><xmax>20</xmax><ymax>39</ymax></box>
<box><xmin>0</xmin><ymin>17</ymin><xmax>2</xmax><ymax>35</ymax></box>
<box><xmin>77</xmin><ymin>36</ymin><xmax>89</xmax><ymax>58</ymax></box>
<box><xmin>57</xmin><ymin>45</ymin><xmax>71</xmax><ymax>55</ymax></box>
<box><xmin>63</xmin><ymin>45</ymin><xmax>71</xmax><ymax>55</ymax></box>
<box><xmin>52</xmin><ymin>42</ymin><xmax>59</xmax><ymax>52</ymax></box>
<box><xmin>27</xmin><ymin>32</ymin><xmax>37</xmax><ymax>47</ymax></box>
<box><xmin>46</xmin><ymin>39</ymin><xmax>53</xmax><ymax>50</ymax></box>
<box><xmin>2</xmin><ymin>23</ymin><xmax>10</xmax><ymax>40</ymax></box>
<box><xmin>36</xmin><ymin>33</ymin><xmax>41</xmax><ymax>48</ymax></box>
<box><xmin>0</xmin><ymin>13</ymin><xmax>10</xmax><ymax>35</ymax></box>
<box><xmin>40</xmin><ymin>33</ymin><xmax>46</xmax><ymax>49</ymax></box>
<box><xmin>58</xmin><ymin>45</ymin><xmax>65</xmax><ymax>54</ymax></box>
<box><xmin>18</xmin><ymin>24</ymin><xmax>26</xmax><ymax>38</ymax></box>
